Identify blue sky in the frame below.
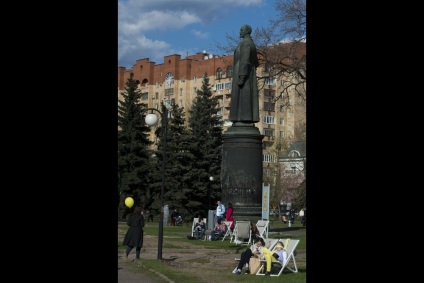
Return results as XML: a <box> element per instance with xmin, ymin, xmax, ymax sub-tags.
<box><xmin>118</xmin><ymin>0</ymin><xmax>279</xmax><ymax>69</ymax></box>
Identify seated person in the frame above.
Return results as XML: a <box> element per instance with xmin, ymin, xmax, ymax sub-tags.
<box><xmin>210</xmin><ymin>218</ymin><xmax>227</xmax><ymax>240</ymax></box>
<box><xmin>194</xmin><ymin>217</ymin><xmax>206</xmax><ymax>240</ymax></box>
<box><xmin>234</xmin><ymin>237</ymin><xmax>265</xmax><ymax>275</ymax></box>
<box><xmin>263</xmin><ymin>241</ymin><xmax>288</xmax><ymax>276</ymax></box>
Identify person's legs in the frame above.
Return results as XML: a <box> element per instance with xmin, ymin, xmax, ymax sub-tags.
<box><xmin>237</xmin><ymin>249</ymin><xmax>252</xmax><ymax>270</ymax></box>
<box><xmin>126</xmin><ymin>245</ymin><xmax>134</xmax><ymax>256</ymax></box>
<box><xmin>125</xmin><ymin>245</ymin><xmax>134</xmax><ymax>262</ymax></box>
<box><xmin>262</xmin><ymin>248</ymin><xmax>273</xmax><ymax>272</ymax></box>
<box><xmin>135</xmin><ymin>247</ymin><xmax>141</xmax><ymax>259</ymax></box>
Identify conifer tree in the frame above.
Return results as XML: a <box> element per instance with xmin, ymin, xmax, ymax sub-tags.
<box><xmin>188</xmin><ymin>74</ymin><xmax>223</xmax><ymax>216</ymax></box>
<box><xmin>117</xmin><ymin>73</ymin><xmax>152</xmax><ymax>217</ymax></box>
<box><xmin>148</xmin><ymin>102</ymin><xmax>195</xmax><ymax>217</ymax></box>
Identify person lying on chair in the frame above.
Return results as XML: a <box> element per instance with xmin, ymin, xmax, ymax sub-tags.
<box><xmin>263</xmin><ymin>241</ymin><xmax>287</xmax><ymax>276</ymax></box>
<box><xmin>234</xmin><ymin>237</ymin><xmax>265</xmax><ymax>275</ymax></box>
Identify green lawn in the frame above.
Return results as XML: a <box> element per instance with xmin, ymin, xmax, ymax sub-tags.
<box><xmin>118</xmin><ymin>218</ymin><xmax>306</xmax><ymax>283</ymax></box>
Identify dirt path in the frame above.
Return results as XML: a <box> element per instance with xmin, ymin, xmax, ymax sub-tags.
<box><xmin>118</xmin><ymin>233</ymin><xmax>306</xmax><ymax>283</ymax></box>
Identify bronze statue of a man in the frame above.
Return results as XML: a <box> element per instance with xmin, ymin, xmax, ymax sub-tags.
<box><xmin>229</xmin><ymin>24</ymin><xmax>259</xmax><ymax>125</ymax></box>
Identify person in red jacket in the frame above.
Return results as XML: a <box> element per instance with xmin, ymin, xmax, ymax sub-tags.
<box><xmin>225</xmin><ymin>201</ymin><xmax>235</xmax><ymax>232</ymax></box>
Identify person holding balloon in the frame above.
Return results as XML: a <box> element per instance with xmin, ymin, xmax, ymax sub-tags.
<box><xmin>122</xmin><ymin>198</ymin><xmax>145</xmax><ymax>262</ymax></box>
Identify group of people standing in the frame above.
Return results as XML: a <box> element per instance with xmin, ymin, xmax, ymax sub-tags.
<box><xmin>209</xmin><ymin>200</ymin><xmax>236</xmax><ymax>240</ymax></box>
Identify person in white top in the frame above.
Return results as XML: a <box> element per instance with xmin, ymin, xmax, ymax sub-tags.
<box><xmin>214</xmin><ymin>200</ymin><xmax>226</xmax><ymax>224</ymax></box>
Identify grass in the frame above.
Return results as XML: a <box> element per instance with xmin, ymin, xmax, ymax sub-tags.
<box><xmin>118</xmin><ymin>218</ymin><xmax>306</xmax><ymax>282</ymax></box>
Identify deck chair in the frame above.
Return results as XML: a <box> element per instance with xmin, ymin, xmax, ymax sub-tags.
<box><xmin>221</xmin><ymin>221</ymin><xmax>233</xmax><ymax>241</ymax></box>
<box><xmin>255</xmin><ymin>220</ymin><xmax>270</xmax><ymax>239</ymax></box>
<box><xmin>256</xmin><ymin>238</ymin><xmax>299</xmax><ymax>276</ymax></box>
<box><xmin>232</xmin><ymin>238</ymin><xmax>280</xmax><ymax>274</ymax></box>
<box><xmin>191</xmin><ymin>217</ymin><xmax>207</xmax><ymax>240</ymax></box>
<box><xmin>232</xmin><ymin>221</ymin><xmax>252</xmax><ymax>245</ymax></box>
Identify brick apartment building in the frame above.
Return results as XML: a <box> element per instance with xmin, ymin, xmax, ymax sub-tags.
<box><xmin>118</xmin><ymin>44</ymin><xmax>306</xmax><ymax>198</ymax></box>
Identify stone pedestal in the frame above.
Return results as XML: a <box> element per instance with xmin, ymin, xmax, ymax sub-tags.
<box><xmin>221</xmin><ymin>124</ymin><xmax>264</xmax><ymax>217</ymax></box>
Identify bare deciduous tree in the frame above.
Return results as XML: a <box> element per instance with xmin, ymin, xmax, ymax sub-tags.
<box><xmin>216</xmin><ymin>0</ymin><xmax>306</xmax><ymax>108</ymax></box>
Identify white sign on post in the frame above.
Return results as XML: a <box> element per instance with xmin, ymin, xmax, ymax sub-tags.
<box><xmin>262</xmin><ymin>183</ymin><xmax>270</xmax><ymax>220</ymax></box>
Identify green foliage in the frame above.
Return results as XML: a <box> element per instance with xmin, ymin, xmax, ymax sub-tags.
<box><xmin>149</xmin><ymin>102</ymin><xmax>196</xmax><ymax>215</ymax></box>
<box><xmin>187</xmin><ymin>75</ymin><xmax>223</xmax><ymax>217</ymax></box>
<box><xmin>117</xmin><ymin>73</ymin><xmax>153</xmax><ymax>215</ymax></box>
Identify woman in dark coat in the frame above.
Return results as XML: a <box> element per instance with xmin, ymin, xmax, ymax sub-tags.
<box><xmin>123</xmin><ymin>206</ymin><xmax>145</xmax><ymax>261</ymax></box>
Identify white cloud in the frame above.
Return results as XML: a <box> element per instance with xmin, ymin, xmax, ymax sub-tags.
<box><xmin>118</xmin><ymin>0</ymin><xmax>266</xmax><ymax>67</ymax></box>
<box><xmin>191</xmin><ymin>29</ymin><xmax>209</xmax><ymax>39</ymax></box>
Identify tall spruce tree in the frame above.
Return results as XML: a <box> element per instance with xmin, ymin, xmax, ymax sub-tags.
<box><xmin>188</xmin><ymin>75</ymin><xmax>223</xmax><ymax>216</ymax></box>
<box><xmin>148</xmin><ymin>102</ymin><xmax>195</xmax><ymax>217</ymax></box>
<box><xmin>117</xmin><ymin>73</ymin><xmax>152</xmax><ymax>217</ymax></box>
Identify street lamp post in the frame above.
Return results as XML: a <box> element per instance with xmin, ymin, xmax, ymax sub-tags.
<box><xmin>144</xmin><ymin>107</ymin><xmax>169</xmax><ymax>260</ymax></box>
<box><xmin>208</xmin><ymin>176</ymin><xmax>214</xmax><ymax>211</ymax></box>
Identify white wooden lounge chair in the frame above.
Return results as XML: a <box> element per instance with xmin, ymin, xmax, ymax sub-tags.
<box><xmin>191</xmin><ymin>217</ymin><xmax>207</xmax><ymax>240</ymax></box>
<box><xmin>255</xmin><ymin>220</ymin><xmax>270</xmax><ymax>239</ymax></box>
<box><xmin>256</xmin><ymin>238</ymin><xmax>299</xmax><ymax>276</ymax></box>
<box><xmin>221</xmin><ymin>221</ymin><xmax>233</xmax><ymax>241</ymax></box>
<box><xmin>232</xmin><ymin>220</ymin><xmax>252</xmax><ymax>245</ymax></box>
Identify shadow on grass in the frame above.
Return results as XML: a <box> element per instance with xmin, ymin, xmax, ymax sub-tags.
<box><xmin>270</xmin><ymin>226</ymin><xmax>306</xmax><ymax>233</ymax></box>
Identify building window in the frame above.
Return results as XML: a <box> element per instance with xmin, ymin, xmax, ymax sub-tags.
<box><xmin>141</xmin><ymin>92</ymin><xmax>148</xmax><ymax>100</ymax></box>
<box><xmin>264</xmin><ymin>89</ymin><xmax>275</xmax><ymax>99</ymax></box>
<box><xmin>165</xmin><ymin>88</ymin><xmax>174</xmax><ymax>96</ymax></box>
<box><xmin>193</xmin><ymin>87</ymin><xmax>197</xmax><ymax>95</ymax></box>
<box><xmin>263</xmin><ymin>154</ymin><xmax>276</xmax><ymax>162</ymax></box>
<box><xmin>180</xmin><ymin>88</ymin><xmax>183</xmax><ymax>96</ymax></box>
<box><xmin>164</xmin><ymin>99</ymin><xmax>174</xmax><ymax>109</ymax></box>
<box><xmin>279</xmin><ymin>131</ymin><xmax>285</xmax><ymax>138</ymax></box>
<box><xmin>262</xmin><ymin>142</ymin><xmax>272</xmax><ymax>149</ymax></box>
<box><xmin>264</xmin><ymin>129</ymin><xmax>274</xmax><ymax>137</ymax></box>
<box><xmin>289</xmin><ymin>150</ymin><xmax>300</xmax><ymax>158</ymax></box>
<box><xmin>165</xmin><ymin>72</ymin><xmax>174</xmax><ymax>87</ymax></box>
<box><xmin>194</xmin><ymin>76</ymin><xmax>197</xmax><ymax>82</ymax></box>
<box><xmin>215</xmin><ymin>83</ymin><xmax>224</xmax><ymax>91</ymax></box>
<box><xmin>216</xmin><ymin>68</ymin><xmax>223</xmax><ymax>79</ymax></box>
<box><xmin>226</xmin><ymin>66</ymin><xmax>233</xmax><ymax>78</ymax></box>
<box><xmin>263</xmin><ymin>115</ymin><xmax>275</xmax><ymax>124</ymax></box>
<box><xmin>263</xmin><ymin>102</ymin><xmax>275</xmax><ymax>111</ymax></box>
<box><xmin>279</xmin><ymin>118</ymin><xmax>284</xmax><ymax>125</ymax></box>
<box><xmin>224</xmin><ymin>82</ymin><xmax>232</xmax><ymax>89</ymax></box>
<box><xmin>264</xmin><ymin>77</ymin><xmax>276</xmax><ymax>85</ymax></box>
<box><xmin>264</xmin><ymin>63</ymin><xmax>271</xmax><ymax>72</ymax></box>
<box><xmin>264</xmin><ymin>168</ymin><xmax>271</xmax><ymax>177</ymax></box>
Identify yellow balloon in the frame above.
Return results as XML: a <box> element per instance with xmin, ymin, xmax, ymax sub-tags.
<box><xmin>125</xmin><ymin>197</ymin><xmax>134</xmax><ymax>208</ymax></box>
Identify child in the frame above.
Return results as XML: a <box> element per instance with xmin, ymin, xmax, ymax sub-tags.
<box><xmin>263</xmin><ymin>241</ymin><xmax>287</xmax><ymax>275</ymax></box>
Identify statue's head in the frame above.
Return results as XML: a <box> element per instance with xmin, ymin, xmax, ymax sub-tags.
<box><xmin>239</xmin><ymin>24</ymin><xmax>252</xmax><ymax>38</ymax></box>
<box><xmin>240</xmin><ymin>24</ymin><xmax>252</xmax><ymax>35</ymax></box>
